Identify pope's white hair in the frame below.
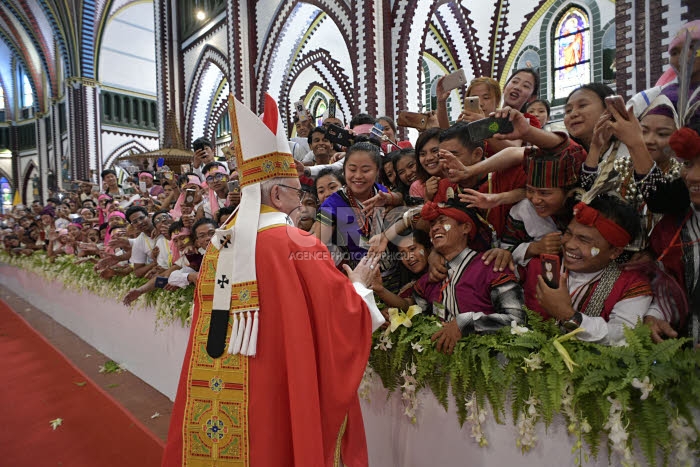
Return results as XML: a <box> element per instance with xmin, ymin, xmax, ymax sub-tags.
<box><xmin>260</xmin><ymin>177</ymin><xmax>289</xmax><ymax>205</ymax></box>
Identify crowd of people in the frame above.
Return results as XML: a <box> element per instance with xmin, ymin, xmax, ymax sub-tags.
<box><xmin>2</xmin><ymin>20</ymin><xmax>700</xmax><ymax>352</ymax></box>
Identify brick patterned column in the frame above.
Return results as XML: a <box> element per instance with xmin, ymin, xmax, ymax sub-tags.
<box><xmin>615</xmin><ymin>0</ymin><xmax>634</xmax><ymax>99</ymax></box>
<box><xmin>681</xmin><ymin>0</ymin><xmax>700</xmax><ymax>22</ymax></box>
<box><xmin>648</xmin><ymin>0</ymin><xmax>669</xmax><ymax>86</ymax></box>
<box><xmin>634</xmin><ymin>0</ymin><xmax>647</xmax><ymax>94</ymax></box>
<box><xmin>66</xmin><ymin>78</ymin><xmax>101</xmax><ymax>184</ymax></box>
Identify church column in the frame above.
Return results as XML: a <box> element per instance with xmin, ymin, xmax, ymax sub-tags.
<box><xmin>227</xmin><ymin>0</ymin><xmax>255</xmax><ymax>108</ymax></box>
<box><xmin>50</xmin><ymin>100</ymin><xmax>63</xmax><ymax>188</ymax></box>
<box><xmin>34</xmin><ymin>114</ymin><xmax>48</xmax><ymax>202</ymax></box>
<box><xmin>352</xmin><ymin>0</ymin><xmax>381</xmax><ymax>115</ymax></box>
<box><xmin>65</xmin><ymin>78</ymin><xmax>101</xmax><ymax>185</ymax></box>
<box><xmin>154</xmin><ymin>0</ymin><xmax>183</xmax><ymax>145</ymax></box>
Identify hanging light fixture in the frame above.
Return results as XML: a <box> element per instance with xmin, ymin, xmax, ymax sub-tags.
<box><xmin>194</xmin><ymin>0</ymin><xmax>207</xmax><ymax>21</ymax></box>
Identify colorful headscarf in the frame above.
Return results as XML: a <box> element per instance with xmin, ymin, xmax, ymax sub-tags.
<box><xmin>523</xmin><ymin>150</ymin><xmax>581</xmax><ymax>189</ymax></box>
<box><xmin>421</xmin><ymin>200</ymin><xmax>477</xmax><ymax>241</ymax></box>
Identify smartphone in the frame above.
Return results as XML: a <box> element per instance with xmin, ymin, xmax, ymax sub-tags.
<box><xmin>227</xmin><ymin>180</ymin><xmax>240</xmax><ymax>193</ymax></box>
<box><xmin>325</xmin><ymin>124</ymin><xmax>355</xmax><ymax>147</ymax></box>
<box><xmin>294</xmin><ymin>100</ymin><xmax>309</xmax><ymax>122</ymax></box>
<box><xmin>139</xmin><ymin>181</ymin><xmax>148</xmax><ymax>193</ymax></box>
<box><xmin>163</xmin><ymin>171</ymin><xmax>173</xmax><ymax>181</ymax></box>
<box><xmin>154</xmin><ymin>276</ymin><xmax>168</xmax><ymax>289</ymax></box>
<box><xmin>540</xmin><ymin>254</ymin><xmax>561</xmax><ymax>289</ymax></box>
<box><xmin>464</xmin><ymin>96</ymin><xmax>481</xmax><ymax>113</ymax></box>
<box><xmin>184</xmin><ymin>188</ymin><xmax>196</xmax><ymax>206</ymax></box>
<box><xmin>466</xmin><ymin>117</ymin><xmax>514</xmax><ymax>142</ymax></box>
<box><xmin>180</xmin><ymin>164</ymin><xmax>191</xmax><ymax>174</ymax></box>
<box><xmin>397</xmin><ymin>111</ymin><xmax>428</xmax><ymax>131</ymax></box>
<box><xmin>192</xmin><ymin>140</ymin><xmax>205</xmax><ymax>152</ymax></box>
<box><xmin>605</xmin><ymin>95</ymin><xmax>628</xmax><ymax>119</ymax></box>
<box><xmin>328</xmin><ymin>99</ymin><xmax>336</xmax><ymax>118</ymax></box>
<box><xmin>185</xmin><ymin>253</ymin><xmax>203</xmax><ymax>271</ymax></box>
<box><xmin>370</xmin><ymin>122</ymin><xmax>385</xmax><ymax>141</ymax></box>
<box><xmin>441</xmin><ymin>69</ymin><xmax>467</xmax><ymax>92</ymax></box>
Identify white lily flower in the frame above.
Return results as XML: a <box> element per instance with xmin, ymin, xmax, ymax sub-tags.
<box><xmin>510</xmin><ymin>320</ymin><xmax>529</xmax><ymax>335</ymax></box>
<box><xmin>631</xmin><ymin>376</ymin><xmax>653</xmax><ymax>400</ymax></box>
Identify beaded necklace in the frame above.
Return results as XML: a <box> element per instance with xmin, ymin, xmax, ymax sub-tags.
<box><xmin>345</xmin><ymin>186</ymin><xmax>373</xmax><ymax>237</ymax></box>
<box><xmin>613</xmin><ymin>155</ymin><xmax>682</xmax><ymax>203</ymax></box>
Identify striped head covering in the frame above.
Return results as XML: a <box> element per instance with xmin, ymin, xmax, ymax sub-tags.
<box><xmin>523</xmin><ymin>149</ymin><xmax>581</xmax><ymax>189</ymax></box>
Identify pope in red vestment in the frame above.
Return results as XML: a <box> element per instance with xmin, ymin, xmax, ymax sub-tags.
<box><xmin>162</xmin><ymin>94</ymin><xmax>382</xmax><ymax>467</ymax></box>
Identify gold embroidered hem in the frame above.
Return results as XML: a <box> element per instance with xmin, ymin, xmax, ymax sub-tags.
<box><xmin>182</xmin><ymin>249</ymin><xmax>249</xmax><ymax>466</ymax></box>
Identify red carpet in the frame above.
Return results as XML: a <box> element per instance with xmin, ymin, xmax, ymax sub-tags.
<box><xmin>0</xmin><ymin>298</ymin><xmax>164</xmax><ymax>466</ymax></box>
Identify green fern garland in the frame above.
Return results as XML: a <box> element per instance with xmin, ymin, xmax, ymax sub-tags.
<box><xmin>1</xmin><ymin>251</ymin><xmax>192</xmax><ymax>327</ymax></box>
<box><xmin>368</xmin><ymin>309</ymin><xmax>700</xmax><ymax>465</ymax></box>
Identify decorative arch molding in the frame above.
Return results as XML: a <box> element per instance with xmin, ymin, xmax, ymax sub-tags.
<box><xmin>204</xmin><ymin>79</ymin><xmax>230</xmax><ymax>145</ymax></box>
<box><xmin>103</xmin><ymin>140</ymin><xmax>150</xmax><ymax>169</ymax></box>
<box><xmin>5</xmin><ymin>0</ymin><xmax>57</xmax><ymax>97</ymax></box>
<box><xmin>514</xmin><ymin>45</ymin><xmax>541</xmax><ymax>73</ymax></box>
<box><xmin>393</xmin><ymin>0</ymin><xmax>450</xmax><ymax>121</ymax></box>
<box><xmin>183</xmin><ymin>45</ymin><xmax>230</xmax><ymax>147</ymax></box>
<box><xmin>38</xmin><ymin>0</ymin><xmax>74</xmax><ymax>77</ymax></box>
<box><xmin>0</xmin><ymin>21</ymin><xmax>42</xmax><ymax>112</ymax></box>
<box><xmin>21</xmin><ymin>160</ymin><xmax>38</xmax><ymax>204</ymax></box>
<box><xmin>0</xmin><ymin>167</ymin><xmax>13</xmax><ymax>190</ymax></box>
<box><xmin>439</xmin><ymin>3</ymin><xmax>485</xmax><ymax>77</ymax></box>
<box><xmin>256</xmin><ymin>0</ymin><xmax>352</xmax><ymax>113</ymax></box>
<box><xmin>279</xmin><ymin>48</ymin><xmax>355</xmax><ymax>135</ymax></box>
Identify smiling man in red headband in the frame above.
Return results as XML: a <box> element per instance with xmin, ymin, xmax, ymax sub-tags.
<box><xmin>531</xmin><ymin>195</ymin><xmax>653</xmax><ymax>345</ymax></box>
<box><xmin>414</xmin><ymin>199</ymin><xmax>525</xmax><ymax>354</ymax></box>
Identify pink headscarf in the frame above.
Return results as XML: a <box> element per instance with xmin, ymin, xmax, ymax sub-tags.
<box><xmin>656</xmin><ymin>20</ymin><xmax>700</xmax><ymax>86</ymax></box>
<box><xmin>204</xmin><ymin>166</ymin><xmax>230</xmax><ymax>218</ymax></box>
<box><xmin>171</xmin><ymin>175</ymin><xmax>202</xmax><ymax>219</ymax></box>
<box><xmin>104</xmin><ymin>211</ymin><xmax>127</xmax><ymax>244</ymax></box>
<box><xmin>170</xmin><ymin>227</ymin><xmax>191</xmax><ymax>263</ymax></box>
<box><xmin>97</xmin><ymin>194</ymin><xmax>112</xmax><ymax>224</ymax></box>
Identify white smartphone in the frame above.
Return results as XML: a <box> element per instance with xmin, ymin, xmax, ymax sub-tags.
<box><xmin>441</xmin><ymin>69</ymin><xmax>467</xmax><ymax>92</ymax></box>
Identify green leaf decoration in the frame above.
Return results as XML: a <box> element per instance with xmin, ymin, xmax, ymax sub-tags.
<box><xmin>367</xmin><ymin>307</ymin><xmax>700</xmax><ymax>465</ymax></box>
<box><xmin>73</xmin><ymin>381</ymin><xmax>87</xmax><ymax>387</ymax></box>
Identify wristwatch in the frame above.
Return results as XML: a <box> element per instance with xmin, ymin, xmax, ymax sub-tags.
<box><xmin>562</xmin><ymin>311</ymin><xmax>583</xmax><ymax>331</ymax></box>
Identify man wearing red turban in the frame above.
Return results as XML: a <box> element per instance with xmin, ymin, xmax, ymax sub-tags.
<box><xmin>528</xmin><ymin>195</ymin><xmax>653</xmax><ymax>345</ymax></box>
<box><xmin>414</xmin><ymin>199</ymin><xmax>525</xmax><ymax>354</ymax></box>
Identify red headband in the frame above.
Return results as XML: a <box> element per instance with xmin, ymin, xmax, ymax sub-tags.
<box><xmin>573</xmin><ymin>202</ymin><xmax>631</xmax><ymax>247</ymax></box>
<box><xmin>669</xmin><ymin>127</ymin><xmax>700</xmax><ymax>161</ymax></box>
<box><xmin>421</xmin><ymin>202</ymin><xmax>476</xmax><ymax>240</ymax></box>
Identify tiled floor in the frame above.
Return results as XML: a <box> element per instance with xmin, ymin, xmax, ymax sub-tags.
<box><xmin>0</xmin><ymin>283</ymin><xmax>173</xmax><ymax>441</ymax></box>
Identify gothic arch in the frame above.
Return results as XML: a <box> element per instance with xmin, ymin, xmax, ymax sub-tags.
<box><xmin>184</xmin><ymin>45</ymin><xmax>230</xmax><ymax>147</ymax></box>
<box><xmin>103</xmin><ymin>140</ymin><xmax>150</xmax><ymax>169</ymax></box>
<box><xmin>256</xmin><ymin>1</ymin><xmax>352</xmax><ymax>113</ymax></box>
<box><xmin>21</xmin><ymin>160</ymin><xmax>38</xmax><ymax>203</ymax></box>
<box><xmin>279</xmin><ymin>48</ymin><xmax>355</xmax><ymax>135</ymax></box>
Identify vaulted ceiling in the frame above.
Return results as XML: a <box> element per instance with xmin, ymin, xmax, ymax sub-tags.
<box><xmin>0</xmin><ymin>0</ymin><xmax>146</xmax><ymax>114</ymax></box>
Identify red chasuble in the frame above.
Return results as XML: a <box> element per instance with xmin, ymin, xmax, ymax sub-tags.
<box><xmin>162</xmin><ymin>223</ymin><xmax>373</xmax><ymax>467</ymax></box>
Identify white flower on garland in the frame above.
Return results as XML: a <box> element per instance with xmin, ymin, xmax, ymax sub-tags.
<box><xmin>374</xmin><ymin>331</ymin><xmax>393</xmax><ymax>351</ymax></box>
<box><xmin>400</xmin><ymin>361</ymin><xmax>419</xmax><ymax>424</ymax></box>
<box><xmin>411</xmin><ymin>342</ymin><xmax>424</xmax><ymax>353</ymax></box>
<box><xmin>465</xmin><ymin>394</ymin><xmax>488</xmax><ymax>447</ymax></box>
<box><xmin>522</xmin><ymin>352</ymin><xmax>542</xmax><ymax>372</ymax></box>
<box><xmin>630</xmin><ymin>376</ymin><xmax>654</xmax><ymax>400</ymax></box>
<box><xmin>510</xmin><ymin>320</ymin><xmax>529</xmax><ymax>335</ymax></box>
<box><xmin>516</xmin><ymin>395</ymin><xmax>539</xmax><ymax>452</ymax></box>
<box><xmin>669</xmin><ymin>414</ymin><xmax>697</xmax><ymax>467</ymax></box>
<box><xmin>603</xmin><ymin>396</ymin><xmax>638</xmax><ymax>467</ymax></box>
<box><xmin>359</xmin><ymin>366</ymin><xmax>376</xmax><ymax>403</ymax></box>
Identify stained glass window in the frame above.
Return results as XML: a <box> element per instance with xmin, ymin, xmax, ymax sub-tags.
<box><xmin>553</xmin><ymin>7</ymin><xmax>590</xmax><ymax>100</ymax></box>
<box><xmin>0</xmin><ymin>177</ymin><xmax>11</xmax><ymax>214</ymax></box>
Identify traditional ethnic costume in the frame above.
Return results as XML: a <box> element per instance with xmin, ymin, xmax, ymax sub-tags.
<box><xmin>316</xmin><ymin>183</ymin><xmax>388</xmax><ymax>267</ymax></box>
<box><xmin>649</xmin><ymin>124</ymin><xmax>700</xmax><ymax>345</ymax></box>
<box><xmin>413</xmin><ymin>201</ymin><xmax>525</xmax><ymax>334</ymax></box>
<box><xmin>501</xmin><ymin>146</ymin><xmax>582</xmax><ymax>266</ymax></box>
<box><xmin>162</xmin><ymin>94</ymin><xmax>384</xmax><ymax>467</ymax></box>
<box><xmin>523</xmin><ymin>202</ymin><xmax>652</xmax><ymax>345</ymax></box>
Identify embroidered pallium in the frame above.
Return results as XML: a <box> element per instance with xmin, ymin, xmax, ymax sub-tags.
<box><xmin>183</xmin><ymin>250</ymin><xmax>250</xmax><ymax>466</ymax></box>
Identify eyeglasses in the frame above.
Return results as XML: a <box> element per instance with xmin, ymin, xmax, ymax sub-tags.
<box><xmin>205</xmin><ymin>173</ymin><xmax>227</xmax><ymax>183</ymax></box>
<box><xmin>275</xmin><ymin>184</ymin><xmax>306</xmax><ymax>201</ymax></box>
